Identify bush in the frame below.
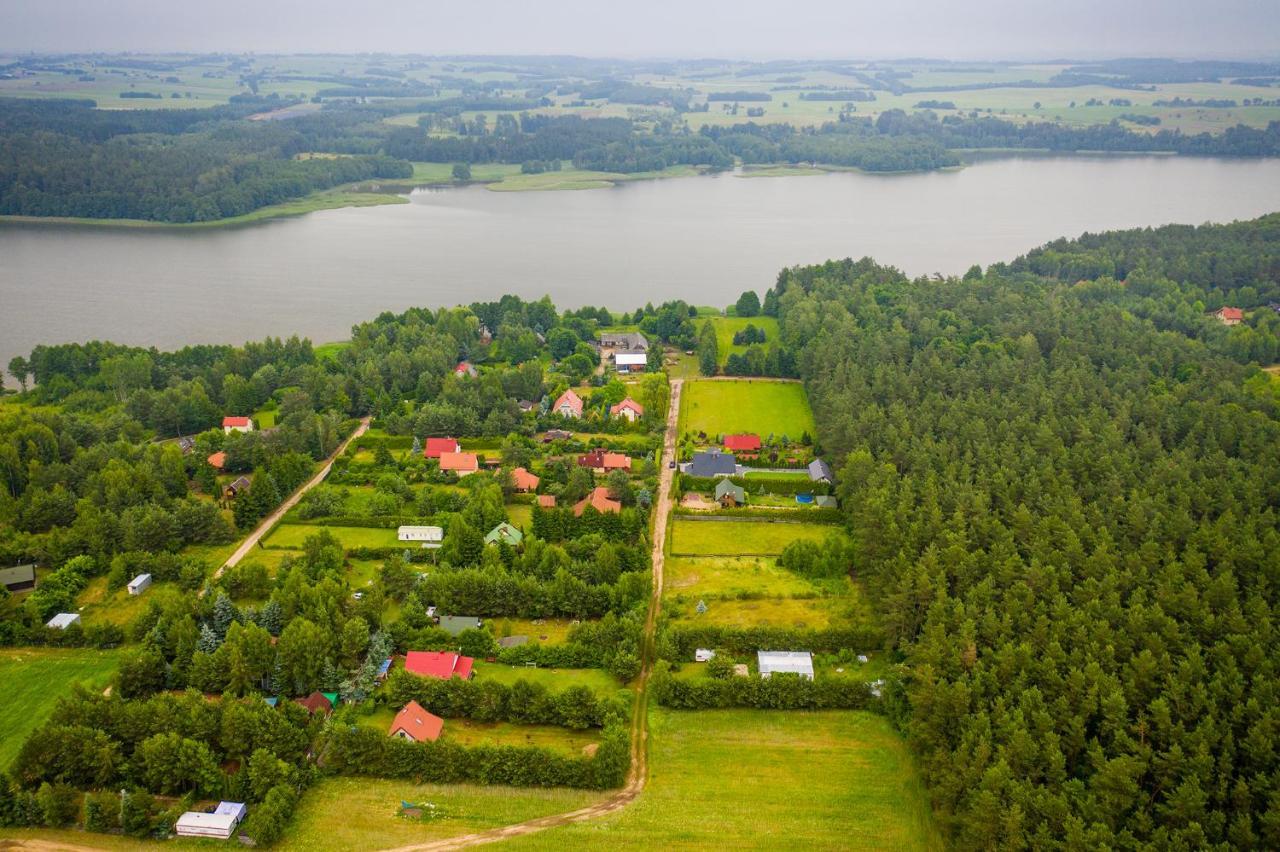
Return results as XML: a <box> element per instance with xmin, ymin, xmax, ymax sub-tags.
<box><xmin>663</xmin><ymin>624</ymin><xmax>883</xmax><ymax>659</ymax></box>
<box><xmin>241</xmin><ymin>783</ymin><xmax>300</xmax><ymax>846</ymax></box>
<box><xmin>384</xmin><ymin>669</ymin><xmax>626</xmax><ymax>728</ymax></box>
<box><xmin>653</xmin><ymin>665</ymin><xmax>874</xmax><ymax>710</ymax></box>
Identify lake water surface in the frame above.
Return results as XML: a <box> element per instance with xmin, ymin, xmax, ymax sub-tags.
<box><xmin>2</xmin><ymin>155</ymin><xmax>1279</xmax><ymax>367</ymax></box>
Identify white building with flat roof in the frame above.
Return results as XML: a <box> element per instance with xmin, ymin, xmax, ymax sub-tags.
<box><xmin>757</xmin><ymin>650</ymin><xmax>814</xmax><ymax>680</ymax></box>
<box><xmin>46</xmin><ymin>612</ymin><xmax>80</xmax><ymax>630</ymax></box>
<box><xmin>127</xmin><ymin>573</ymin><xmax>152</xmax><ymax>595</ymax></box>
<box><xmin>397</xmin><ymin>525</ymin><xmax>443</xmax><ymax>548</ymax></box>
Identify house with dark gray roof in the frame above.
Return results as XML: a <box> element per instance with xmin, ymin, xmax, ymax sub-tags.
<box><xmin>686</xmin><ymin>451</ymin><xmax>737</xmax><ymax>478</ymax></box>
<box><xmin>598</xmin><ymin>331</ymin><xmax>649</xmax><ymax>352</ymax></box>
<box><xmin>808</xmin><ymin>458</ymin><xmax>834</xmax><ymax>484</ymax></box>
<box><xmin>0</xmin><ymin>564</ymin><xmax>36</xmax><ymax>592</ymax></box>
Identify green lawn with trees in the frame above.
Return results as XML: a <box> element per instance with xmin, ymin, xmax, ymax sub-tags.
<box><xmin>0</xmin><ymin>648</ymin><xmax>120</xmax><ymax>769</ymax></box>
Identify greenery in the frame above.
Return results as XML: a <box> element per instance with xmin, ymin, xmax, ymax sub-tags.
<box><xmin>679</xmin><ymin>379</ymin><xmax>816</xmax><ymax>439</ymax></box>
<box><xmin>0</xmin><ymin>648</ymin><xmax>120</xmax><ymax>770</ymax></box>
<box><xmin>668</xmin><ymin>519</ymin><xmax>838</xmax><ymax>557</ymax></box>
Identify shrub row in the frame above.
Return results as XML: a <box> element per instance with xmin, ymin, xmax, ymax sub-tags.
<box><xmin>653</xmin><ymin>668</ymin><xmax>876</xmax><ymax>710</ymax></box>
<box><xmin>384</xmin><ymin>669</ymin><xmax>626</xmax><ymax>729</ymax></box>
<box><xmin>679</xmin><ymin>474</ymin><xmax>832</xmax><ymax>496</ymax></box>
<box><xmin>663</xmin><ymin>624</ymin><xmax>883</xmax><ymax>658</ymax></box>
<box><xmin>323</xmin><ymin>722</ymin><xmax>630</xmax><ymax>789</ymax></box>
<box><xmin>672</xmin><ymin>507</ymin><xmax>844</xmax><ymax>523</ymax></box>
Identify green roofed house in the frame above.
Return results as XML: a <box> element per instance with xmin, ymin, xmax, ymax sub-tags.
<box><xmin>484</xmin><ymin>522</ymin><xmax>524</xmax><ymax>547</ymax></box>
<box><xmin>715</xmin><ymin>478</ymin><xmax>747</xmax><ymax>508</ymax></box>
<box><xmin>438</xmin><ymin>615</ymin><xmax>483</xmax><ymax>636</ymax></box>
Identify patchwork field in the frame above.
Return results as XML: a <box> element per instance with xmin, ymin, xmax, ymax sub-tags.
<box><xmin>502</xmin><ymin>708</ymin><xmax>944</xmax><ymax>851</ymax></box>
<box><xmin>0</xmin><ymin>647</ymin><xmax>120</xmax><ymax>769</ymax></box>
<box><xmin>680</xmin><ymin>379</ymin><xmax>815</xmax><ymax>440</ymax></box>
<box><xmin>669</xmin><ymin>518</ymin><xmax>838</xmax><ymax>556</ymax></box>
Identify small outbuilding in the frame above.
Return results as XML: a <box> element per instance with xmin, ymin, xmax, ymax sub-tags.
<box><xmin>175</xmin><ymin>810</ymin><xmax>239</xmax><ymax>840</ymax></box>
<box><xmin>222</xmin><ymin>416</ymin><xmax>253</xmax><ymax>435</ymax></box>
<box><xmin>127</xmin><ymin>573</ymin><xmax>152</xmax><ymax>596</ymax></box>
<box><xmin>46</xmin><ymin>613</ymin><xmax>81</xmax><ymax>630</ymax></box>
<box><xmin>695</xmin><ymin>648</ymin><xmax>716</xmax><ymax>662</ymax></box>
<box><xmin>757</xmin><ymin>650</ymin><xmax>815</xmax><ymax>680</ymax></box>
<box><xmin>537</xmin><ymin>494</ymin><xmax>557</xmax><ymax>508</ymax></box>
<box><xmin>715</xmin><ymin>479</ymin><xmax>746</xmax><ymax>508</ymax></box>
<box><xmin>0</xmin><ymin>564</ymin><xmax>36</xmax><ymax>593</ymax></box>
<box><xmin>814</xmin><ymin>495</ymin><xmax>838</xmax><ymax>509</ymax></box>
<box><xmin>214</xmin><ymin>802</ymin><xmax>248</xmax><ymax>824</ymax></box>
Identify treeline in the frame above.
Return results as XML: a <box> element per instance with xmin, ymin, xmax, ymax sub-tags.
<box><xmin>774</xmin><ymin>215</ymin><xmax>1280</xmax><ymax>848</ymax></box>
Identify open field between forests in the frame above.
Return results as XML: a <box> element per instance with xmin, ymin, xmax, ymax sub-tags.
<box><xmin>263</xmin><ymin>523</ymin><xmax>402</xmax><ymax>550</ymax></box>
<box><xmin>494</xmin><ymin>708</ymin><xmax>944</xmax><ymax>851</ymax></box>
<box><xmin>0</xmin><ymin>647</ymin><xmax>120</xmax><ymax>770</ymax></box>
<box><xmin>679</xmin><ymin>379</ymin><xmax>815</xmax><ymax>440</ymax></box>
<box><xmin>664</xmin><ymin>592</ymin><xmax>860</xmax><ymax>630</ymax></box>
<box><xmin>669</xmin><ymin>517</ymin><xmax>840</xmax><ymax>556</ymax></box>
<box><xmin>664</xmin><ymin>555</ymin><xmax>819</xmax><ymax>599</ymax></box>
<box><xmin>707</xmin><ymin>315</ymin><xmax>781</xmax><ymax>365</ymax></box>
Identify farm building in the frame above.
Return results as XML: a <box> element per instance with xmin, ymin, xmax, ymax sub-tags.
<box><xmin>398</xmin><ymin>525</ymin><xmax>444</xmax><ymax>548</ymax></box>
<box><xmin>222</xmin><ymin>416</ymin><xmax>253</xmax><ymax>434</ymax></box>
<box><xmin>485</xmin><ymin>522</ymin><xmax>524</xmax><ymax>547</ymax></box>
<box><xmin>695</xmin><ymin>648</ymin><xmax>716</xmax><ymax>662</ymax></box>
<box><xmin>424</xmin><ymin>437</ymin><xmax>461</xmax><ymax>459</ymax></box>
<box><xmin>723</xmin><ymin>433</ymin><xmax>762</xmax><ymax>452</ymax></box>
<box><xmin>46</xmin><ymin>613</ymin><xmax>80</xmax><ymax>630</ymax></box>
<box><xmin>1215</xmin><ymin>307</ymin><xmax>1244</xmax><ymax>325</ymax></box>
<box><xmin>389</xmin><ymin>700</ymin><xmax>444</xmax><ymax>742</ymax></box>
<box><xmin>599</xmin><ymin>331</ymin><xmax>649</xmax><ymax>352</ymax></box>
<box><xmin>573</xmin><ymin>486</ymin><xmax>622</xmax><ymax>517</ymax></box>
<box><xmin>687</xmin><ymin>451</ymin><xmax>737</xmax><ymax>478</ymax></box>
<box><xmin>537</xmin><ymin>494</ymin><xmax>557</xmax><ymax>508</ymax></box>
<box><xmin>614</xmin><ymin>352</ymin><xmax>648</xmax><ymax>374</ymax></box>
<box><xmin>439</xmin><ymin>451</ymin><xmax>480</xmax><ymax>476</ymax></box>
<box><xmin>436</xmin><ymin>616</ymin><xmax>483</xmax><ymax>636</ymax></box>
<box><xmin>609</xmin><ymin>397</ymin><xmax>645</xmax><ymax>422</ymax></box>
<box><xmin>0</xmin><ymin>564</ymin><xmax>36</xmax><ymax>593</ymax></box>
<box><xmin>758</xmin><ymin>650</ymin><xmax>814</xmax><ymax>680</ymax></box>
<box><xmin>127</xmin><ymin>573</ymin><xmax>152</xmax><ymax>595</ymax></box>
<box><xmin>715</xmin><ymin>479</ymin><xmax>747</xmax><ymax>507</ymax></box>
<box><xmin>808</xmin><ymin>458</ymin><xmax>834</xmax><ymax>484</ymax></box>
<box><xmin>405</xmin><ymin>650</ymin><xmax>475</xmax><ymax>679</ymax></box>
<box><xmin>510</xmin><ymin>467</ymin><xmax>540</xmax><ymax>492</ymax></box>
<box><xmin>553</xmin><ymin>389</ymin><xmax>584</xmax><ymax>418</ymax></box>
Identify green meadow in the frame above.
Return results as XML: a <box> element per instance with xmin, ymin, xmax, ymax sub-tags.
<box><xmin>0</xmin><ymin>647</ymin><xmax>120</xmax><ymax>769</ymax></box>
<box><xmin>680</xmin><ymin>379</ymin><xmax>815</xmax><ymax>440</ymax></box>
<box><xmin>669</xmin><ymin>518</ymin><xmax>837</xmax><ymax>557</ymax></box>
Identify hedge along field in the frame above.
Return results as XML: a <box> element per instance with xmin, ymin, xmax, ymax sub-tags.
<box><xmin>0</xmin><ymin>647</ymin><xmax>120</xmax><ymax>769</ymax></box>
<box><xmin>278</xmin><ymin>777</ymin><xmax>605</xmax><ymax>851</ymax></box>
<box><xmin>499</xmin><ymin>708</ymin><xmax>944</xmax><ymax>851</ymax></box>
<box><xmin>669</xmin><ymin>518</ymin><xmax>839</xmax><ymax>556</ymax></box>
<box><xmin>679</xmin><ymin>379</ymin><xmax>815</xmax><ymax>439</ymax></box>
<box><xmin>263</xmin><ymin>523</ymin><xmax>402</xmax><ymax>550</ymax></box>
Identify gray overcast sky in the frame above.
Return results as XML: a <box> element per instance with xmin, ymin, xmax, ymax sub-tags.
<box><xmin>1</xmin><ymin>0</ymin><xmax>1277</xmax><ymax>60</ymax></box>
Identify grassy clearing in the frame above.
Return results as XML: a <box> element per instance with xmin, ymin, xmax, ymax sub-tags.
<box><xmin>0</xmin><ymin>647</ymin><xmax>120</xmax><ymax>769</ymax></box>
<box><xmin>706</xmin><ymin>316</ymin><xmax>780</xmax><ymax>366</ymax></box>
<box><xmin>487</xmin><ymin>617</ymin><xmax>582</xmax><ymax>644</ymax></box>
<box><xmin>444</xmin><ymin>719</ymin><xmax>602</xmax><ymax>755</ymax></box>
<box><xmin>313</xmin><ymin>341</ymin><xmax>351</xmax><ymax>361</ymax></box>
<box><xmin>279</xmin><ymin>777</ymin><xmax>605</xmax><ymax>851</ymax></box>
<box><xmin>471</xmin><ymin>662</ymin><xmax>628</xmax><ymax>696</ymax></box>
<box><xmin>669</xmin><ymin>518</ymin><xmax>838</xmax><ymax>556</ymax></box>
<box><xmin>264</xmin><ymin>523</ymin><xmax>401</xmax><ymax>550</ymax></box>
<box><xmin>664</xmin><ymin>555</ymin><xmax>818</xmax><ymax>600</ymax></box>
<box><xmin>409</xmin><ymin>162</ymin><xmax>524</xmax><ymax>183</ymax></box>
<box><xmin>76</xmin><ymin>577</ymin><xmax>187</xmax><ymax>628</ymax></box>
<box><xmin>503</xmin><ymin>708</ymin><xmax>943</xmax><ymax>851</ymax></box>
<box><xmin>665</xmin><ymin>594</ymin><xmax>854</xmax><ymax>630</ymax></box>
<box><xmin>680</xmin><ymin>379</ymin><xmax>815</xmax><ymax>440</ymax></box>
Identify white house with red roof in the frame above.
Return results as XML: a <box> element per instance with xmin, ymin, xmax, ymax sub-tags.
<box><xmin>404</xmin><ymin>651</ymin><xmax>475</xmax><ymax>680</ymax></box>
<box><xmin>389</xmin><ymin>700</ymin><xmax>444</xmax><ymax>742</ymax></box>
<box><xmin>438</xmin><ymin>451</ymin><xmax>480</xmax><ymax>477</ymax></box>
<box><xmin>553</xmin><ymin>389</ymin><xmax>584</xmax><ymax>419</ymax></box>
<box><xmin>609</xmin><ymin>398</ymin><xmax>645</xmax><ymax>422</ymax></box>
<box><xmin>222</xmin><ymin>416</ymin><xmax>253</xmax><ymax>435</ymax></box>
<box><xmin>510</xmin><ymin>467</ymin><xmax>540</xmax><ymax>492</ymax></box>
<box><xmin>1215</xmin><ymin>307</ymin><xmax>1244</xmax><ymax>326</ymax></box>
<box><xmin>423</xmin><ymin>437</ymin><xmax>462</xmax><ymax>459</ymax></box>
<box><xmin>454</xmin><ymin>361</ymin><xmax>478</xmax><ymax>378</ymax></box>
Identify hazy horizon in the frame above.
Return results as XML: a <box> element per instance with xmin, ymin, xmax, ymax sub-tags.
<box><xmin>2</xmin><ymin>0</ymin><xmax>1278</xmax><ymax>61</ymax></box>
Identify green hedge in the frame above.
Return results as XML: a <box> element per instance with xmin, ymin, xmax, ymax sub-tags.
<box><xmin>323</xmin><ymin>722</ymin><xmax>630</xmax><ymax>789</ymax></box>
<box><xmin>653</xmin><ymin>667</ymin><xmax>875</xmax><ymax>710</ymax></box>
<box><xmin>672</xmin><ymin>507</ymin><xmax>844</xmax><ymax>523</ymax></box>
<box><xmin>663</xmin><ymin>624</ymin><xmax>883</xmax><ymax>658</ymax></box>
<box><xmin>679</xmin><ymin>474</ymin><xmax>831</xmax><ymax>496</ymax></box>
<box><xmin>384</xmin><ymin>670</ymin><xmax>626</xmax><ymax>728</ymax></box>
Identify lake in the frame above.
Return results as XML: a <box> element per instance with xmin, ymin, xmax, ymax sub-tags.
<box><xmin>2</xmin><ymin>155</ymin><xmax>1279</xmax><ymax>368</ymax></box>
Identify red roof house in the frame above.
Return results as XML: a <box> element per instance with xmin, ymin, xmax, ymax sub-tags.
<box><xmin>573</xmin><ymin>486</ymin><xmax>622</xmax><ymax>517</ymax></box>
<box><xmin>537</xmin><ymin>494</ymin><xmax>557</xmax><ymax>508</ymax></box>
<box><xmin>553</xmin><ymin>389</ymin><xmax>584</xmax><ymax>419</ymax></box>
<box><xmin>1215</xmin><ymin>307</ymin><xmax>1244</xmax><ymax>325</ymax></box>
<box><xmin>389</xmin><ymin>700</ymin><xmax>444</xmax><ymax>743</ymax></box>
<box><xmin>724</xmin><ymin>433</ymin><xmax>762</xmax><ymax>452</ymax></box>
<box><xmin>404</xmin><ymin>651</ymin><xmax>475</xmax><ymax>680</ymax></box>
<box><xmin>609</xmin><ymin>398</ymin><xmax>645</xmax><ymax>422</ymax></box>
<box><xmin>424</xmin><ymin>437</ymin><xmax>461</xmax><ymax>459</ymax></box>
<box><xmin>511</xmin><ymin>467</ymin><xmax>540</xmax><ymax>492</ymax></box>
<box><xmin>578</xmin><ymin>449</ymin><xmax>632</xmax><ymax>472</ymax></box>
<box><xmin>294</xmin><ymin>691</ymin><xmax>333</xmax><ymax>716</ymax></box>
<box><xmin>438</xmin><ymin>451</ymin><xmax>480</xmax><ymax>476</ymax></box>
<box><xmin>206</xmin><ymin>451</ymin><xmax>227</xmax><ymax>470</ymax></box>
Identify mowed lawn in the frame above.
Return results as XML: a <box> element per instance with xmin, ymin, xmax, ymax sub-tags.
<box><xmin>669</xmin><ymin>518</ymin><xmax>839</xmax><ymax>556</ymax></box>
<box><xmin>263</xmin><ymin>523</ymin><xmax>401</xmax><ymax>549</ymax></box>
<box><xmin>709</xmin><ymin>316</ymin><xmax>780</xmax><ymax>365</ymax></box>
<box><xmin>680</xmin><ymin>379</ymin><xmax>815</xmax><ymax>439</ymax></box>
<box><xmin>502</xmin><ymin>708</ymin><xmax>944</xmax><ymax>851</ymax></box>
<box><xmin>664</xmin><ymin>555</ymin><xmax>817</xmax><ymax>599</ymax></box>
<box><xmin>278</xmin><ymin>777</ymin><xmax>605</xmax><ymax>851</ymax></box>
<box><xmin>0</xmin><ymin>647</ymin><xmax>120</xmax><ymax>769</ymax></box>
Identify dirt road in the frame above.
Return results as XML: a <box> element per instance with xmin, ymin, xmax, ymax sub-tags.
<box><xmin>208</xmin><ymin>415</ymin><xmax>371</xmax><ymax>586</ymax></box>
<box><xmin>381</xmin><ymin>379</ymin><xmax>683</xmax><ymax>852</ymax></box>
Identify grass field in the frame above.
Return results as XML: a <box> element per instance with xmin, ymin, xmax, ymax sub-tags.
<box><xmin>680</xmin><ymin>379</ymin><xmax>815</xmax><ymax>440</ymax></box>
<box><xmin>664</xmin><ymin>594</ymin><xmax>855</xmax><ymax>630</ymax></box>
<box><xmin>507</xmin><ymin>503</ymin><xmax>534</xmax><ymax>529</ymax></box>
<box><xmin>279</xmin><ymin>777</ymin><xmax>605</xmax><ymax>851</ymax></box>
<box><xmin>471</xmin><ymin>662</ymin><xmax>629</xmax><ymax>696</ymax></box>
<box><xmin>487</xmin><ymin>617</ymin><xmax>582</xmax><ymax>644</ymax></box>
<box><xmin>706</xmin><ymin>316</ymin><xmax>780</xmax><ymax>366</ymax></box>
<box><xmin>669</xmin><ymin>518</ymin><xmax>838</xmax><ymax>556</ymax></box>
<box><xmin>76</xmin><ymin>577</ymin><xmax>187</xmax><ymax>628</ymax></box>
<box><xmin>502</xmin><ymin>708</ymin><xmax>944</xmax><ymax>851</ymax></box>
<box><xmin>664</xmin><ymin>555</ymin><xmax>818</xmax><ymax>599</ymax></box>
<box><xmin>0</xmin><ymin>647</ymin><xmax>120</xmax><ymax>769</ymax></box>
<box><xmin>263</xmin><ymin>523</ymin><xmax>401</xmax><ymax>550</ymax></box>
